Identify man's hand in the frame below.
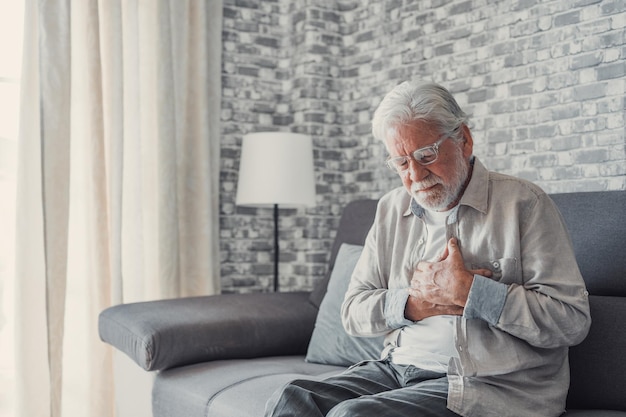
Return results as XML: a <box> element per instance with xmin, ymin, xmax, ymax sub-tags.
<box><xmin>404</xmin><ymin>297</ymin><xmax>464</xmax><ymax>321</ymax></box>
<box><xmin>405</xmin><ymin>238</ymin><xmax>492</xmax><ymax>321</ymax></box>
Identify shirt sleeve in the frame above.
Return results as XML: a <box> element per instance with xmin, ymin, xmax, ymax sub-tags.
<box><xmin>384</xmin><ymin>288</ymin><xmax>414</xmax><ymax>328</ymax></box>
<box><xmin>463</xmin><ymin>274</ymin><xmax>508</xmax><ymax>325</ymax></box>
<box><xmin>484</xmin><ymin>192</ymin><xmax>590</xmax><ymax>349</ymax></box>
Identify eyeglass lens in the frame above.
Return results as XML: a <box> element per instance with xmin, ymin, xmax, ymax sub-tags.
<box><xmin>387</xmin><ymin>146</ymin><xmax>437</xmax><ymax>171</ymax></box>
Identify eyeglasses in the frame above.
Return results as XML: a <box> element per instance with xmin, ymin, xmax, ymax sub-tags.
<box><xmin>385</xmin><ymin>136</ymin><xmax>449</xmax><ymax>173</ymax></box>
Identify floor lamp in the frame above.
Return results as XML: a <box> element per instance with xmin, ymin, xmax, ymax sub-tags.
<box><xmin>235</xmin><ymin>132</ymin><xmax>316</xmax><ymax>292</ymax></box>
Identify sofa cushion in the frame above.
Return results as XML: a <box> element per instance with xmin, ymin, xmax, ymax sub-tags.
<box><xmin>153</xmin><ymin>356</ymin><xmax>344</xmax><ymax>417</ymax></box>
<box><xmin>306</xmin><ymin>244</ymin><xmax>384</xmax><ymax>366</ymax></box>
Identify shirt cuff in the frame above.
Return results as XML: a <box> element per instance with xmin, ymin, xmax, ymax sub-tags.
<box><xmin>463</xmin><ymin>275</ymin><xmax>507</xmax><ymax>325</ymax></box>
<box><xmin>384</xmin><ymin>288</ymin><xmax>414</xmax><ymax>328</ymax></box>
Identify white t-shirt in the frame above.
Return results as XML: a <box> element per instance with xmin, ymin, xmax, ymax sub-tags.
<box><xmin>390</xmin><ymin>207</ymin><xmax>459</xmax><ymax>373</ymax></box>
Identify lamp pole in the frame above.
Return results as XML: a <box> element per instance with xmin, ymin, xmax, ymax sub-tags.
<box><xmin>273</xmin><ymin>203</ymin><xmax>279</xmax><ymax>292</ymax></box>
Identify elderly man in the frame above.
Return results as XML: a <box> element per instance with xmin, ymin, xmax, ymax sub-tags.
<box><xmin>265</xmin><ymin>80</ymin><xmax>591</xmax><ymax>417</ymax></box>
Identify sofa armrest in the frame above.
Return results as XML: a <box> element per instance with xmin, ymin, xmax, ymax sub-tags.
<box><xmin>98</xmin><ymin>292</ymin><xmax>318</xmax><ymax>371</ymax></box>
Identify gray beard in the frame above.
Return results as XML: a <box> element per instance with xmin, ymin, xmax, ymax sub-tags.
<box><xmin>411</xmin><ymin>151</ymin><xmax>470</xmax><ymax>211</ymax></box>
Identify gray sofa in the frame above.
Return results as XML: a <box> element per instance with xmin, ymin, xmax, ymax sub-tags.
<box><xmin>99</xmin><ymin>190</ymin><xmax>626</xmax><ymax>417</ymax></box>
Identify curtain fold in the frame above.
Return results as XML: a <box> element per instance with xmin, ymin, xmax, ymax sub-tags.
<box><xmin>14</xmin><ymin>0</ymin><xmax>223</xmax><ymax>416</ymax></box>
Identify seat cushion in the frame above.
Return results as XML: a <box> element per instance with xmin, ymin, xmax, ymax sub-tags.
<box><xmin>152</xmin><ymin>356</ymin><xmax>345</xmax><ymax>417</ymax></box>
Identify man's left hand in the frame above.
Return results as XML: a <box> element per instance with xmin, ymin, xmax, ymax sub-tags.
<box><xmin>409</xmin><ymin>237</ymin><xmax>492</xmax><ymax>308</ymax></box>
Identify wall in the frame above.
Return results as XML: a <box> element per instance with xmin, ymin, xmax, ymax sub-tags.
<box><xmin>220</xmin><ymin>0</ymin><xmax>626</xmax><ymax>293</ymax></box>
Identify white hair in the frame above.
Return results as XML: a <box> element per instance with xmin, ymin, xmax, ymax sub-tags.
<box><xmin>372</xmin><ymin>80</ymin><xmax>469</xmax><ymax>143</ymax></box>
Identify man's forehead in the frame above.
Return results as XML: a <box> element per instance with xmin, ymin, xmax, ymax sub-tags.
<box><xmin>385</xmin><ymin>121</ymin><xmax>440</xmax><ymax>148</ymax></box>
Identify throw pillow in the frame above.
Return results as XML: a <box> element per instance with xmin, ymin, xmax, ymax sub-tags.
<box><xmin>306</xmin><ymin>243</ymin><xmax>384</xmax><ymax>366</ymax></box>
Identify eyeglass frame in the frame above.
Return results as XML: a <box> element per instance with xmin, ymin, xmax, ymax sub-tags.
<box><xmin>385</xmin><ymin>135</ymin><xmax>451</xmax><ymax>173</ymax></box>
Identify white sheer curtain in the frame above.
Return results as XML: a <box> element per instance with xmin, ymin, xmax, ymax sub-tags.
<box><xmin>14</xmin><ymin>1</ymin><xmax>222</xmax><ymax>416</ymax></box>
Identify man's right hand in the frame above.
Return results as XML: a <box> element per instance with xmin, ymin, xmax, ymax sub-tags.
<box><xmin>404</xmin><ymin>294</ymin><xmax>464</xmax><ymax>321</ymax></box>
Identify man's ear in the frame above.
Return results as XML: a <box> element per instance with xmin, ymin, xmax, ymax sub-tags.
<box><xmin>460</xmin><ymin>124</ymin><xmax>474</xmax><ymax>159</ymax></box>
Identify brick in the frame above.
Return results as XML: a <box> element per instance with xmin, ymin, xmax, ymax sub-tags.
<box><xmin>510</xmin><ymin>81</ymin><xmax>534</xmax><ymax>96</ymax></box>
<box><xmin>602</xmin><ymin>0</ymin><xmax>625</xmax><ymax>14</ymax></box>
<box><xmin>434</xmin><ymin>43</ymin><xmax>454</xmax><ymax>56</ymax></box>
<box><xmin>573</xmin><ymin>148</ymin><xmax>609</xmax><ymax>163</ymax></box>
<box><xmin>547</xmin><ymin>72</ymin><xmax>579</xmax><ymax>90</ymax></box>
<box><xmin>272</xmin><ymin>115</ymin><xmax>294</xmax><ymax>125</ymax></box>
<box><xmin>488</xmin><ymin>100</ymin><xmax>516</xmax><ymax>114</ymax></box>
<box><xmin>449</xmin><ymin>1</ymin><xmax>472</xmax><ymax>15</ymax></box>
<box><xmin>504</xmin><ymin>54</ymin><xmax>524</xmax><ymax>67</ymax></box>
<box><xmin>554</xmin><ymin>10</ymin><xmax>581</xmax><ymax>27</ymax></box>
<box><xmin>574</xmin><ymin>117</ymin><xmax>609</xmax><ymax>133</ymax></box>
<box><xmin>512</xmin><ymin>0</ymin><xmax>540</xmax><ymax>11</ymax></box>
<box><xmin>516</xmin><ymin>169</ymin><xmax>540</xmax><ymax>181</ymax></box>
<box><xmin>574</xmin><ymin>83</ymin><xmax>608</xmax><ymax>100</ymax></box>
<box><xmin>571</xmin><ymin>51</ymin><xmax>605</xmax><ymax>69</ymax></box>
<box><xmin>511</xmin><ymin>20</ymin><xmax>539</xmax><ymax>38</ymax></box>
<box><xmin>234</xmin><ymin>0</ymin><xmax>260</xmax><ymax>9</ymax></box>
<box><xmin>600</xmin><ymin>161</ymin><xmax>626</xmax><ymax>176</ymax></box>
<box><xmin>511</xmin><ymin>141</ymin><xmax>537</xmax><ymax>154</ymax></box>
<box><xmin>553</xmin><ymin>134</ymin><xmax>583</xmax><ymax>151</ymax></box>
<box><xmin>552</xmin><ymin>104</ymin><xmax>581</xmax><ymax>120</ymax></box>
<box><xmin>530</xmin><ymin>124</ymin><xmax>559</xmax><ymax>138</ymax></box>
<box><xmin>597</xmin><ymin>61</ymin><xmax>626</xmax><ymax>80</ymax></box>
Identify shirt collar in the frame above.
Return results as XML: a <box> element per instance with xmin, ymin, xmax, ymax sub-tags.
<box><xmin>458</xmin><ymin>157</ymin><xmax>489</xmax><ymax>214</ymax></box>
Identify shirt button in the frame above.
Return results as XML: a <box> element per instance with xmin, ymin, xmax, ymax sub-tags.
<box><xmin>492</xmin><ymin>261</ymin><xmax>500</xmax><ymax>269</ymax></box>
<box><xmin>418</xmin><ymin>239</ymin><xmax>425</xmax><ymax>244</ymax></box>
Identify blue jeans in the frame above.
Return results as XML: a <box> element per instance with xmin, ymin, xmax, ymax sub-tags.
<box><xmin>265</xmin><ymin>359</ymin><xmax>462</xmax><ymax>417</ymax></box>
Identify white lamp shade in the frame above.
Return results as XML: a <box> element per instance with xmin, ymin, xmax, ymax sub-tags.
<box><xmin>236</xmin><ymin>132</ymin><xmax>316</xmax><ymax>207</ymax></box>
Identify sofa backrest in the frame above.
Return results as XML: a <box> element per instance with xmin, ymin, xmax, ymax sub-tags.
<box><xmin>550</xmin><ymin>191</ymin><xmax>626</xmax><ymax>296</ymax></box>
<box><xmin>552</xmin><ymin>191</ymin><xmax>626</xmax><ymax>411</ymax></box>
<box><xmin>309</xmin><ymin>199</ymin><xmax>378</xmax><ymax>308</ymax></box>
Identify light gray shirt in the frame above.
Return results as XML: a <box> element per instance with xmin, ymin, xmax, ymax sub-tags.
<box><xmin>341</xmin><ymin>158</ymin><xmax>591</xmax><ymax>417</ymax></box>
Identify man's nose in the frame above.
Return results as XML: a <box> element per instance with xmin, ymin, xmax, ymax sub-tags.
<box><xmin>407</xmin><ymin>160</ymin><xmax>430</xmax><ymax>182</ymax></box>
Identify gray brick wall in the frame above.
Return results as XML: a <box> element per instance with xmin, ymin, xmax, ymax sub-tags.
<box><xmin>220</xmin><ymin>0</ymin><xmax>625</xmax><ymax>293</ymax></box>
